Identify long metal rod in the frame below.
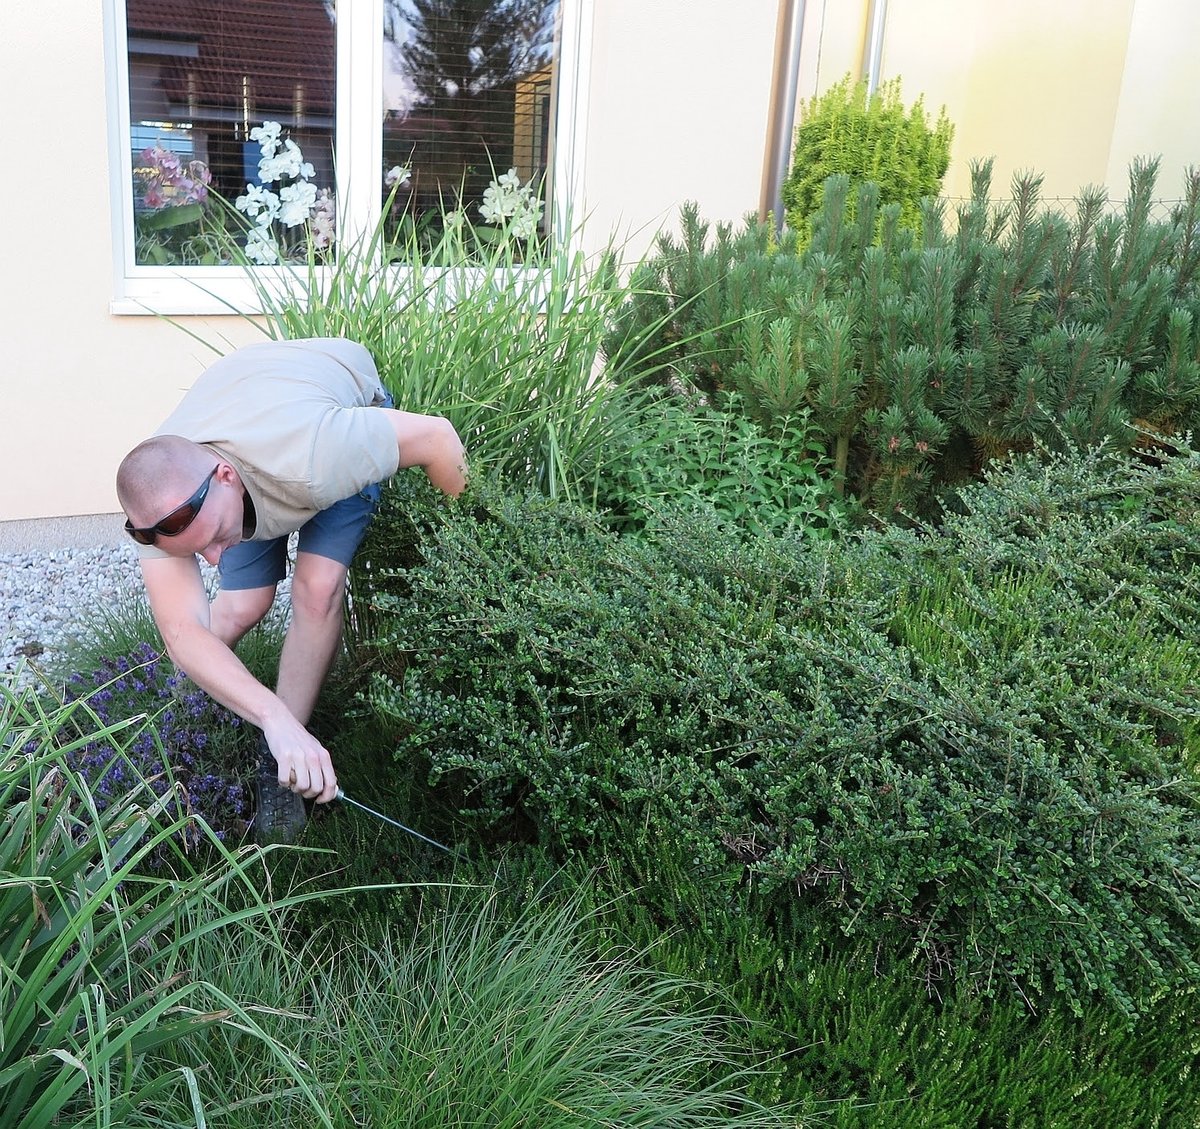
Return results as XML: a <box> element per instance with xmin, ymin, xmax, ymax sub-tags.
<box><xmin>336</xmin><ymin>789</ymin><xmax>453</xmax><ymax>853</ymax></box>
<box><xmin>862</xmin><ymin>0</ymin><xmax>889</xmax><ymax>95</ymax></box>
<box><xmin>760</xmin><ymin>0</ymin><xmax>807</xmax><ymax>233</ymax></box>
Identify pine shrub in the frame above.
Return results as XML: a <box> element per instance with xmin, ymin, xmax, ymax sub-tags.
<box><xmin>605</xmin><ymin>159</ymin><xmax>1200</xmax><ymax>515</ymax></box>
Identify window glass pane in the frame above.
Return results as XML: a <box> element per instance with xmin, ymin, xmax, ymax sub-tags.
<box><xmin>126</xmin><ymin>0</ymin><xmax>337</xmax><ymax>266</ymax></box>
<box><xmin>382</xmin><ymin>0</ymin><xmax>559</xmax><ymax>248</ymax></box>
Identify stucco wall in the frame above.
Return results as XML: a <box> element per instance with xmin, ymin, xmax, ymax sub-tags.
<box><xmin>4</xmin><ymin>0</ymin><xmax>1200</xmax><ymax>522</ymax></box>
<box><xmin>854</xmin><ymin>0</ymin><xmax>1198</xmax><ymax>204</ymax></box>
<box><xmin>578</xmin><ymin>1</ymin><xmax>779</xmax><ymax>253</ymax></box>
<box><xmin>2</xmin><ymin>1</ymin><xmax>264</xmax><ymax>525</ymax></box>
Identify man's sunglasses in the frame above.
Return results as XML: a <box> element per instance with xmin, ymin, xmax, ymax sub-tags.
<box><xmin>124</xmin><ymin>464</ymin><xmax>220</xmax><ymax>546</ymax></box>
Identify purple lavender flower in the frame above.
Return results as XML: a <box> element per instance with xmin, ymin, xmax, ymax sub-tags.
<box><xmin>58</xmin><ymin>644</ymin><xmax>253</xmax><ymax>853</ymax></box>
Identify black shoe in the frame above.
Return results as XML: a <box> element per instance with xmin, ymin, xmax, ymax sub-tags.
<box><xmin>254</xmin><ymin>735</ymin><xmax>307</xmax><ymax>845</ymax></box>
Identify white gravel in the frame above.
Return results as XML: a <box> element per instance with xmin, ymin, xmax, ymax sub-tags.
<box><xmin>1</xmin><ymin>543</ymin><xmax>291</xmax><ymax>692</ymax></box>
<box><xmin>1</xmin><ymin>544</ymin><xmax>148</xmax><ymax>689</ymax></box>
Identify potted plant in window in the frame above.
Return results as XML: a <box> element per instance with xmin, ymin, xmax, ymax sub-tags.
<box><xmin>133</xmin><ymin>145</ymin><xmax>227</xmax><ymax>265</ymax></box>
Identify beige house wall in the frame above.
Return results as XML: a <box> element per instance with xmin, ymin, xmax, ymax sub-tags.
<box><xmin>813</xmin><ymin>0</ymin><xmax>1198</xmax><ymax>204</ymax></box>
<box><xmin>3</xmin><ymin>0</ymin><xmax>1198</xmax><ymax>523</ymax></box>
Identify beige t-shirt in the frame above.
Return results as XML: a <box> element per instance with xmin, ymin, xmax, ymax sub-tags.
<box><xmin>140</xmin><ymin>337</ymin><xmax>399</xmax><ymax>557</ymax></box>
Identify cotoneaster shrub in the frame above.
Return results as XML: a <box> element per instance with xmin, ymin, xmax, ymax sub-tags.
<box><xmin>357</xmin><ymin>444</ymin><xmax>1200</xmax><ymax>1014</ymax></box>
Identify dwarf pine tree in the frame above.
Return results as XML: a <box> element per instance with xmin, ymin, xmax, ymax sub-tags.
<box><xmin>606</xmin><ymin>157</ymin><xmax>1200</xmax><ymax>516</ymax></box>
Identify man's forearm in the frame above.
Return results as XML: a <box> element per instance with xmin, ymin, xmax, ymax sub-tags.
<box><xmin>159</xmin><ymin>619</ymin><xmax>293</xmax><ymax>732</ymax></box>
<box><xmin>427</xmin><ymin>449</ymin><xmax>468</xmax><ymax>496</ymax></box>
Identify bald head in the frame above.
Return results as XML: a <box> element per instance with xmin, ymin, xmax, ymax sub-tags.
<box><xmin>117</xmin><ymin>435</ymin><xmax>214</xmax><ymax>521</ymax></box>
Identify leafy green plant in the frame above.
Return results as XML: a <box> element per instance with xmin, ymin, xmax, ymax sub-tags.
<box><xmin>358</xmin><ymin>444</ymin><xmax>1200</xmax><ymax>1015</ymax></box>
<box><xmin>598</xmin><ymin>391</ymin><xmax>847</xmax><ymax>537</ymax></box>
<box><xmin>780</xmin><ymin>73</ymin><xmax>953</xmax><ymax>241</ymax></box>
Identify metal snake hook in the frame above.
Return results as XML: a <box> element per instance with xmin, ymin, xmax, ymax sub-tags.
<box><xmin>335</xmin><ymin>789</ymin><xmax>453</xmax><ymax>854</ymax></box>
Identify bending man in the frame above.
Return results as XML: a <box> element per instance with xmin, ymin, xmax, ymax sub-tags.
<box><xmin>115</xmin><ymin>337</ymin><xmax>467</xmax><ymax>842</ymax></box>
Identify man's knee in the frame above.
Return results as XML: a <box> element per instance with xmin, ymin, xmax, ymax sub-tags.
<box><xmin>291</xmin><ymin>554</ymin><xmax>349</xmax><ymax>622</ymax></box>
<box><xmin>211</xmin><ymin>585</ymin><xmax>276</xmax><ymax>644</ymax></box>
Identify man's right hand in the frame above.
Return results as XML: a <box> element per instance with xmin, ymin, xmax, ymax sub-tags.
<box><xmin>261</xmin><ymin>715</ymin><xmax>339</xmax><ymax>803</ymax></box>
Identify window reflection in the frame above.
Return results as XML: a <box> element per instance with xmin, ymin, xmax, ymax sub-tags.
<box><xmin>126</xmin><ymin>0</ymin><xmax>336</xmax><ymax>265</ymax></box>
<box><xmin>382</xmin><ymin>0</ymin><xmax>558</xmax><ymax>244</ymax></box>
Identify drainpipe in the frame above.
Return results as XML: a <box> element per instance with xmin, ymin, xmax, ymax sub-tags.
<box><xmin>862</xmin><ymin>0</ymin><xmax>888</xmax><ymax>93</ymax></box>
<box><xmin>759</xmin><ymin>0</ymin><xmax>806</xmax><ymax>234</ymax></box>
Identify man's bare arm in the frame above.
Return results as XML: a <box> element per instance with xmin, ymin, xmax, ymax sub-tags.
<box><xmin>385</xmin><ymin>410</ymin><xmax>468</xmax><ymax>496</ymax></box>
<box><xmin>139</xmin><ymin>555</ymin><xmax>338</xmax><ymax>801</ymax></box>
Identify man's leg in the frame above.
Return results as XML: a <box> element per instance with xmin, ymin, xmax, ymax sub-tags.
<box><xmin>213</xmin><ymin>536</ymin><xmax>288</xmax><ymax>648</ymax></box>
<box><xmin>275</xmin><ymin>551</ymin><xmax>349</xmax><ymax>726</ymax></box>
<box><xmin>210</xmin><ymin>585</ymin><xmax>277</xmax><ymax>649</ymax></box>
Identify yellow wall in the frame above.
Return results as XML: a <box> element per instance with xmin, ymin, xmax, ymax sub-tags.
<box><xmin>578</xmin><ymin>0</ymin><xmax>778</xmax><ymax>251</ymax></box>
<box><xmin>806</xmin><ymin>0</ymin><xmax>1198</xmax><ymax>204</ymax></box>
<box><xmin>1107</xmin><ymin>0</ymin><xmax>1200</xmax><ymax>194</ymax></box>
<box><xmin>880</xmin><ymin>0</ymin><xmax>1137</xmax><ymax>199</ymax></box>
<box><xmin>2</xmin><ymin>1</ymin><xmax>265</xmax><ymax>524</ymax></box>
<box><xmin>4</xmin><ymin>0</ymin><xmax>1200</xmax><ymax>522</ymax></box>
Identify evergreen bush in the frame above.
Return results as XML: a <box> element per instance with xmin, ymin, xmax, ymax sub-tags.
<box><xmin>359</xmin><ymin>445</ymin><xmax>1200</xmax><ymax>1014</ymax></box>
<box><xmin>605</xmin><ymin>160</ymin><xmax>1200</xmax><ymax>515</ymax></box>
<box><xmin>780</xmin><ymin>73</ymin><xmax>953</xmax><ymax>242</ymax></box>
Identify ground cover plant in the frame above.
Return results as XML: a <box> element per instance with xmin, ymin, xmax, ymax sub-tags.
<box><xmin>58</xmin><ymin>640</ymin><xmax>253</xmax><ymax>842</ymax></box>
<box><xmin>357</xmin><ymin>441</ymin><xmax>1200</xmax><ymax>1019</ymax></box>
<box><xmin>579</xmin><ymin>853</ymin><xmax>1200</xmax><ymax>1127</ymax></box>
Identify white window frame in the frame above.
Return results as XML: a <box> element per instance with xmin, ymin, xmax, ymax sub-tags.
<box><xmin>103</xmin><ymin>0</ymin><xmax>591</xmax><ymax>316</ymax></box>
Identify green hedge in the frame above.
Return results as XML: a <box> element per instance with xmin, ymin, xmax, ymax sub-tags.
<box><xmin>357</xmin><ymin>443</ymin><xmax>1200</xmax><ymax>1014</ymax></box>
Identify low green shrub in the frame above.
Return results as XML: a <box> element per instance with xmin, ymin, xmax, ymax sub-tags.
<box><xmin>359</xmin><ymin>443</ymin><xmax>1200</xmax><ymax>1014</ymax></box>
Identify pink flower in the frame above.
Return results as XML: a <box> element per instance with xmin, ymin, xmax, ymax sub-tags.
<box><xmin>150</xmin><ymin>147</ymin><xmax>182</xmax><ymax>176</ymax></box>
<box><xmin>187</xmin><ymin>161</ymin><xmax>212</xmax><ymax>186</ymax></box>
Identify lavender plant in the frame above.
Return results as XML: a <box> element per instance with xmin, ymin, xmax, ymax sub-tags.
<box><xmin>59</xmin><ymin>641</ymin><xmax>252</xmax><ymax>845</ymax></box>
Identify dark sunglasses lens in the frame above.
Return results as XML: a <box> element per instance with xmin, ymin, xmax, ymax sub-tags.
<box><xmin>124</xmin><ymin>522</ymin><xmax>156</xmax><ymax>546</ymax></box>
<box><xmin>154</xmin><ymin>503</ymin><xmax>200</xmax><ymax>537</ymax></box>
